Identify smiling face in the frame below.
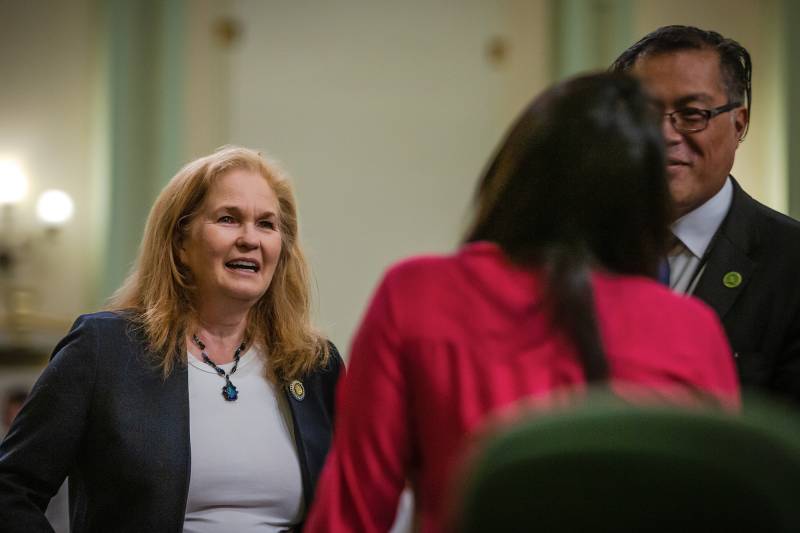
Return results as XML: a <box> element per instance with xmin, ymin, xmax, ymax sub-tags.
<box><xmin>631</xmin><ymin>48</ymin><xmax>747</xmax><ymax>219</ymax></box>
<box><xmin>179</xmin><ymin>168</ymin><xmax>283</xmax><ymax>310</ymax></box>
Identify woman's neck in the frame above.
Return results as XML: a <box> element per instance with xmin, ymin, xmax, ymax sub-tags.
<box><xmin>188</xmin><ymin>306</ymin><xmax>250</xmax><ymax>364</ymax></box>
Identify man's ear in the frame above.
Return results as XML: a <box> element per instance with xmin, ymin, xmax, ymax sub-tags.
<box><xmin>734</xmin><ymin>106</ymin><xmax>749</xmax><ymax>143</ymax></box>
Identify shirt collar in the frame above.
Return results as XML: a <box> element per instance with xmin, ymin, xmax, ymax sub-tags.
<box><xmin>670</xmin><ymin>176</ymin><xmax>733</xmax><ymax>259</ymax></box>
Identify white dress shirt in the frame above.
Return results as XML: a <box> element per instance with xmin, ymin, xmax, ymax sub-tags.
<box><xmin>668</xmin><ymin>177</ymin><xmax>733</xmax><ymax>294</ymax></box>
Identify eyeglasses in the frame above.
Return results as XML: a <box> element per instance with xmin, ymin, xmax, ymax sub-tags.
<box><xmin>664</xmin><ymin>102</ymin><xmax>742</xmax><ymax>133</ymax></box>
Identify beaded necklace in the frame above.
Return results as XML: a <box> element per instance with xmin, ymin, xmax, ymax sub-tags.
<box><xmin>192</xmin><ymin>334</ymin><xmax>246</xmax><ymax>402</ymax></box>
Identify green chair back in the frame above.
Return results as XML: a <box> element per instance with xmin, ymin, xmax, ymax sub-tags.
<box><xmin>457</xmin><ymin>394</ymin><xmax>800</xmax><ymax>533</ymax></box>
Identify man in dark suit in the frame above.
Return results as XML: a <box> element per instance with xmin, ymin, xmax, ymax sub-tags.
<box><xmin>612</xmin><ymin>25</ymin><xmax>800</xmax><ymax>405</ymax></box>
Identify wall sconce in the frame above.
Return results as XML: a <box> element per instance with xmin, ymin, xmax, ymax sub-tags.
<box><xmin>0</xmin><ymin>159</ymin><xmax>74</xmax><ymax>334</ymax></box>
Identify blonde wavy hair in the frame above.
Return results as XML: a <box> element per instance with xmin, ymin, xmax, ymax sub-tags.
<box><xmin>108</xmin><ymin>146</ymin><xmax>329</xmax><ymax>384</ymax></box>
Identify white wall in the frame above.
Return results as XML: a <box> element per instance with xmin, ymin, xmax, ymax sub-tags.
<box><xmin>227</xmin><ymin>0</ymin><xmax>550</xmax><ymax>352</ymax></box>
<box><xmin>183</xmin><ymin>0</ymin><xmax>236</xmax><ymax>161</ymax></box>
<box><xmin>0</xmin><ymin>0</ymin><xmax>101</xmax><ymax>353</ymax></box>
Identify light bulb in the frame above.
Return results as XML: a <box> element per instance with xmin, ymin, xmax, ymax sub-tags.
<box><xmin>36</xmin><ymin>189</ymin><xmax>74</xmax><ymax>225</ymax></box>
<box><xmin>0</xmin><ymin>160</ymin><xmax>28</xmax><ymax>205</ymax></box>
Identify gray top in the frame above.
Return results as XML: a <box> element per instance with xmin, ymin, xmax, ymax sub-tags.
<box><xmin>184</xmin><ymin>346</ymin><xmax>304</xmax><ymax>532</ymax></box>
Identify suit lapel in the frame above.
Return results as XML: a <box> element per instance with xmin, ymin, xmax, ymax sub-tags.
<box><xmin>285</xmin><ymin>385</ymin><xmax>314</xmax><ymax>505</ymax></box>
<box><xmin>172</xmin><ymin>362</ymin><xmax>192</xmax><ymax>521</ymax></box>
<box><xmin>692</xmin><ymin>233</ymin><xmax>755</xmax><ymax>319</ymax></box>
<box><xmin>692</xmin><ymin>177</ymin><xmax>759</xmax><ymax>320</ymax></box>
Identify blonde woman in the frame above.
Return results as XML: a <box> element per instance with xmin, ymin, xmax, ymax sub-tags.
<box><xmin>0</xmin><ymin>146</ymin><xmax>343</xmax><ymax>532</ymax></box>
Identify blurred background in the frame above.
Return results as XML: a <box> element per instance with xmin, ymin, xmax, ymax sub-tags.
<box><xmin>1</xmin><ymin>0</ymin><xmax>799</xmax><ymax>395</ymax></box>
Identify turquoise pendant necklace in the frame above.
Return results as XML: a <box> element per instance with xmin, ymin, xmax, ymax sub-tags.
<box><xmin>192</xmin><ymin>334</ymin><xmax>246</xmax><ymax>401</ymax></box>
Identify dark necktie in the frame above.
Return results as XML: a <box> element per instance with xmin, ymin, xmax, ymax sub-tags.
<box><xmin>657</xmin><ymin>258</ymin><xmax>670</xmax><ymax>286</ymax></box>
<box><xmin>658</xmin><ymin>234</ymin><xmax>682</xmax><ymax>287</ymax></box>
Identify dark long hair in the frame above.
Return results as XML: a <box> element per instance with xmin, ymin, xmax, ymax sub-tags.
<box><xmin>466</xmin><ymin>73</ymin><xmax>669</xmax><ymax>383</ymax></box>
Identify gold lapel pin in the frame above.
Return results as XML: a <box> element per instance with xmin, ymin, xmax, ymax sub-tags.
<box><xmin>722</xmin><ymin>271</ymin><xmax>742</xmax><ymax>288</ymax></box>
<box><xmin>289</xmin><ymin>379</ymin><xmax>305</xmax><ymax>401</ymax></box>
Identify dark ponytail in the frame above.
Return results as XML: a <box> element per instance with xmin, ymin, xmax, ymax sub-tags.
<box><xmin>543</xmin><ymin>247</ymin><xmax>608</xmax><ymax>382</ymax></box>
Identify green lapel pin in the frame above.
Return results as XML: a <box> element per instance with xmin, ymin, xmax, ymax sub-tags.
<box><xmin>722</xmin><ymin>271</ymin><xmax>742</xmax><ymax>288</ymax></box>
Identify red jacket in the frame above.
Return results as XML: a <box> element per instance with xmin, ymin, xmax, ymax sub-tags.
<box><xmin>306</xmin><ymin>242</ymin><xmax>739</xmax><ymax>532</ymax></box>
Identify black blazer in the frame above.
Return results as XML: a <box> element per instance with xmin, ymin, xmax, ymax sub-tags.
<box><xmin>692</xmin><ymin>178</ymin><xmax>800</xmax><ymax>404</ymax></box>
<box><xmin>0</xmin><ymin>312</ymin><xmax>344</xmax><ymax>532</ymax></box>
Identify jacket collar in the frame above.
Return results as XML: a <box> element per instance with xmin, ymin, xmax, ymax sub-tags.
<box><xmin>671</xmin><ymin>177</ymin><xmax>733</xmax><ymax>259</ymax></box>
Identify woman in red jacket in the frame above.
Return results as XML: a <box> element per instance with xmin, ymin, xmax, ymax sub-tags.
<box><xmin>306</xmin><ymin>73</ymin><xmax>740</xmax><ymax>532</ymax></box>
